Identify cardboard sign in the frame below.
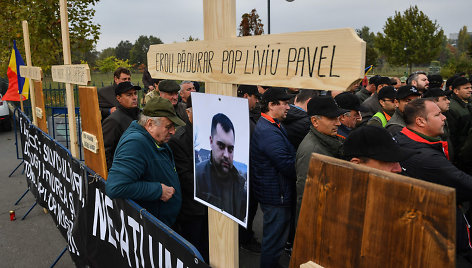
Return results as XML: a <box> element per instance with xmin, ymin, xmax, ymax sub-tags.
<box><xmin>82</xmin><ymin>131</ymin><xmax>98</xmax><ymax>154</ymax></box>
<box><xmin>51</xmin><ymin>64</ymin><xmax>91</xmax><ymax>85</ymax></box>
<box><xmin>19</xmin><ymin>66</ymin><xmax>42</xmax><ymax>81</ymax></box>
<box><xmin>148</xmin><ymin>28</ymin><xmax>365</xmax><ymax>91</ymax></box>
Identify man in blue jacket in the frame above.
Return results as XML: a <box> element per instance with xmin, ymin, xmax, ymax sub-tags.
<box><xmin>250</xmin><ymin>87</ymin><xmax>296</xmax><ymax>268</ymax></box>
<box><xmin>106</xmin><ymin>97</ymin><xmax>186</xmax><ymax>227</ymax></box>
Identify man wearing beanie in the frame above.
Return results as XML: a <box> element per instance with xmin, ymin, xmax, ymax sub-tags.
<box><xmin>250</xmin><ymin>87</ymin><xmax>296</xmax><ymax>267</ymax></box>
<box><xmin>334</xmin><ymin>92</ymin><xmax>365</xmax><ymax>139</ymax></box>
<box><xmin>344</xmin><ymin>125</ymin><xmax>415</xmax><ymax>173</ymax></box>
<box><xmin>366</xmin><ymin>86</ymin><xmax>396</xmax><ymax>128</ymax></box>
<box><xmin>102</xmin><ymin>81</ymin><xmax>142</xmax><ymax>171</ymax></box>
<box><xmin>385</xmin><ymin>85</ymin><xmax>421</xmax><ymax>135</ymax></box>
<box><xmin>446</xmin><ymin>77</ymin><xmax>472</xmax><ymax>170</ymax></box>
<box><xmin>295</xmin><ymin>96</ymin><xmax>347</xmax><ymax>220</ymax></box>
<box><xmin>106</xmin><ymin>97</ymin><xmax>186</xmax><ymax>227</ymax></box>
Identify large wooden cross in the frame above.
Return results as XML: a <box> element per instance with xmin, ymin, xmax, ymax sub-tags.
<box><xmin>147</xmin><ymin>1</ymin><xmax>365</xmax><ymax>267</ymax></box>
<box><xmin>50</xmin><ymin>0</ymin><xmax>91</xmax><ymax>158</ymax></box>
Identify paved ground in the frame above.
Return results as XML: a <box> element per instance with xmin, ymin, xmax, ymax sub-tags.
<box><xmin>0</xmin><ymin>121</ymin><xmax>290</xmax><ymax>268</ymax></box>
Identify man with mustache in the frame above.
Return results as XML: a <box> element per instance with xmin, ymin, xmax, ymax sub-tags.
<box><xmin>195</xmin><ymin>113</ymin><xmax>247</xmax><ymax>222</ymax></box>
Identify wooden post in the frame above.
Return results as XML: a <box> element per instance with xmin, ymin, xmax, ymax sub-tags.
<box><xmin>289</xmin><ymin>153</ymin><xmax>456</xmax><ymax>268</ymax></box>
<box><xmin>202</xmin><ymin>1</ymin><xmax>238</xmax><ymax>268</ymax></box>
<box><xmin>22</xmin><ymin>21</ymin><xmax>37</xmax><ymax>125</ymax></box>
<box><xmin>58</xmin><ymin>0</ymin><xmax>79</xmax><ymax>158</ymax></box>
<box><xmin>78</xmin><ymin>86</ymin><xmax>108</xmax><ymax>179</ymax></box>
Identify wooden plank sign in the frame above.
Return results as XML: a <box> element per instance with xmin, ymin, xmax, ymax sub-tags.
<box><xmin>19</xmin><ymin>66</ymin><xmax>43</xmax><ymax>81</ymax></box>
<box><xmin>148</xmin><ymin>28</ymin><xmax>365</xmax><ymax>91</ymax></box>
<box><xmin>51</xmin><ymin>64</ymin><xmax>91</xmax><ymax>86</ymax></box>
<box><xmin>33</xmin><ymin>80</ymin><xmax>48</xmax><ymax>133</ymax></box>
<box><xmin>78</xmin><ymin>86</ymin><xmax>107</xmax><ymax>179</ymax></box>
<box><xmin>290</xmin><ymin>153</ymin><xmax>456</xmax><ymax>268</ymax></box>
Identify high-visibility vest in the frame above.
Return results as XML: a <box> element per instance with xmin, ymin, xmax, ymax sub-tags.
<box><xmin>373</xmin><ymin>112</ymin><xmax>388</xmax><ymax>127</ymax></box>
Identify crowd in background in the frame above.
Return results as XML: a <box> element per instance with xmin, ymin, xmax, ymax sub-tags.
<box><xmin>98</xmin><ymin>67</ymin><xmax>472</xmax><ymax>267</ymax></box>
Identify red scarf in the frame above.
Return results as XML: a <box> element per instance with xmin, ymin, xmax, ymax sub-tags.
<box><xmin>400</xmin><ymin>127</ymin><xmax>449</xmax><ymax>160</ymax></box>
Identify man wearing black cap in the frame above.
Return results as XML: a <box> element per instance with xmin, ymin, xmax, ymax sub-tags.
<box><xmin>360</xmin><ymin>76</ymin><xmax>392</xmax><ymax>124</ymax></box>
<box><xmin>344</xmin><ymin>125</ymin><xmax>414</xmax><ymax>173</ymax></box>
<box><xmin>237</xmin><ymin>84</ymin><xmax>262</xmax><ymax>252</ymax></box>
<box><xmin>102</xmin><ymin>81</ymin><xmax>141</xmax><ymax>171</ymax></box>
<box><xmin>428</xmin><ymin>74</ymin><xmax>443</xmax><ymax>89</ymax></box>
<box><xmin>295</xmin><ymin>96</ymin><xmax>346</xmax><ymax>219</ymax></box>
<box><xmin>250</xmin><ymin>87</ymin><xmax>296</xmax><ymax>268</ymax></box>
<box><xmin>394</xmin><ymin>98</ymin><xmax>472</xmax><ymax>266</ymax></box>
<box><xmin>168</xmin><ymin>96</ymin><xmax>209</xmax><ymax>261</ymax></box>
<box><xmin>423</xmin><ymin>88</ymin><xmax>453</xmax><ymax>161</ymax></box>
<box><xmin>283</xmin><ymin>89</ymin><xmax>316</xmax><ymax>149</ymax></box>
<box><xmin>98</xmin><ymin>67</ymin><xmax>132</xmax><ymax>121</ymax></box>
<box><xmin>355</xmin><ymin>75</ymin><xmax>377</xmax><ymax>103</ymax></box>
<box><xmin>446</xmin><ymin>77</ymin><xmax>472</xmax><ymax>171</ymax></box>
<box><xmin>237</xmin><ymin>84</ymin><xmax>261</xmax><ymax>135</ymax></box>
<box><xmin>155</xmin><ymin>80</ymin><xmax>188</xmax><ymax>122</ymax></box>
<box><xmin>367</xmin><ymin>86</ymin><xmax>396</xmax><ymax>128</ymax></box>
<box><xmin>385</xmin><ymin>85</ymin><xmax>422</xmax><ymax>135</ymax></box>
<box><xmin>106</xmin><ymin>97</ymin><xmax>186</xmax><ymax>227</ymax></box>
<box><xmin>334</xmin><ymin>92</ymin><xmax>364</xmax><ymax>139</ymax></box>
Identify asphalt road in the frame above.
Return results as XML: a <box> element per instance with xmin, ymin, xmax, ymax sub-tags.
<box><xmin>0</xmin><ymin>122</ymin><xmax>289</xmax><ymax>268</ymax></box>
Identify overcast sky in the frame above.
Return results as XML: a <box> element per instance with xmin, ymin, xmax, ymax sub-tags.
<box><xmin>92</xmin><ymin>0</ymin><xmax>471</xmax><ymax>51</ymax></box>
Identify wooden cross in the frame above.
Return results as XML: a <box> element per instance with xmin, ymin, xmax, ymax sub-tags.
<box><xmin>147</xmin><ymin>1</ymin><xmax>365</xmax><ymax>267</ymax></box>
<box><xmin>51</xmin><ymin>0</ymin><xmax>91</xmax><ymax>158</ymax></box>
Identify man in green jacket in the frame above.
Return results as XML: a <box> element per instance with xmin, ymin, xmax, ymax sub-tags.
<box><xmin>446</xmin><ymin>77</ymin><xmax>472</xmax><ymax>170</ymax></box>
<box><xmin>295</xmin><ymin>96</ymin><xmax>347</xmax><ymax>220</ymax></box>
<box><xmin>106</xmin><ymin>97</ymin><xmax>186</xmax><ymax>227</ymax></box>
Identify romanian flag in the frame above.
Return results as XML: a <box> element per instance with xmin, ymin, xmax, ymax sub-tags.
<box><xmin>3</xmin><ymin>40</ymin><xmax>29</xmax><ymax>101</ymax></box>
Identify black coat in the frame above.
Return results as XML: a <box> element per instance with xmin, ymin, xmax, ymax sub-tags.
<box><xmin>168</xmin><ymin>123</ymin><xmax>207</xmax><ymax>221</ymax></box>
<box><xmin>395</xmin><ymin>128</ymin><xmax>472</xmax><ymax>253</ymax></box>
<box><xmin>282</xmin><ymin>105</ymin><xmax>310</xmax><ymax>149</ymax></box>
<box><xmin>102</xmin><ymin>105</ymin><xmax>140</xmax><ymax>171</ymax></box>
<box><xmin>98</xmin><ymin>83</ymin><xmax>119</xmax><ymax>121</ymax></box>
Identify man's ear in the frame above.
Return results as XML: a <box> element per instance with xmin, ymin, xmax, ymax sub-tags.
<box><xmin>416</xmin><ymin>116</ymin><xmax>427</xmax><ymax>128</ymax></box>
<box><xmin>394</xmin><ymin>99</ymin><xmax>400</xmax><ymax>108</ymax></box>
<box><xmin>350</xmin><ymin>158</ymin><xmax>361</xmax><ymax>164</ymax></box>
<box><xmin>310</xmin><ymin>116</ymin><xmax>318</xmax><ymax>127</ymax></box>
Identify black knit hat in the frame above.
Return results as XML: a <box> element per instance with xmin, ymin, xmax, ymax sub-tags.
<box><xmin>344</xmin><ymin>125</ymin><xmax>416</xmax><ymax>162</ymax></box>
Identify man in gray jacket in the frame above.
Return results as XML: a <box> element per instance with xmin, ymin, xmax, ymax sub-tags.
<box><xmin>295</xmin><ymin>96</ymin><xmax>347</xmax><ymax>219</ymax></box>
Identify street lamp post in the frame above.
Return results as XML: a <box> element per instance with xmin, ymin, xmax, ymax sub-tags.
<box><xmin>268</xmin><ymin>0</ymin><xmax>294</xmax><ymax>34</ymax></box>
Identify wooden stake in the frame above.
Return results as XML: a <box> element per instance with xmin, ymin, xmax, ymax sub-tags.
<box><xmin>59</xmin><ymin>0</ymin><xmax>79</xmax><ymax>158</ymax></box>
<box><xmin>203</xmin><ymin>1</ymin><xmax>238</xmax><ymax>267</ymax></box>
<box><xmin>22</xmin><ymin>21</ymin><xmax>37</xmax><ymax>126</ymax></box>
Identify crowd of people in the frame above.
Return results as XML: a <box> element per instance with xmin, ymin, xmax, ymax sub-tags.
<box><xmin>98</xmin><ymin>67</ymin><xmax>472</xmax><ymax>267</ymax></box>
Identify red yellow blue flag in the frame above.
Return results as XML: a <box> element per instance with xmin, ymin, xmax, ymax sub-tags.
<box><xmin>3</xmin><ymin>40</ymin><xmax>29</xmax><ymax>101</ymax></box>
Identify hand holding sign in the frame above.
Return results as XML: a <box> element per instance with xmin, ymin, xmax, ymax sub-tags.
<box><xmin>160</xmin><ymin>183</ymin><xmax>175</xmax><ymax>201</ymax></box>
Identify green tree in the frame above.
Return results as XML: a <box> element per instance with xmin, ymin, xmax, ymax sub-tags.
<box><xmin>97</xmin><ymin>47</ymin><xmax>116</xmax><ymax>61</ymax></box>
<box><xmin>129</xmin><ymin>35</ymin><xmax>163</xmax><ymax>67</ymax></box>
<box><xmin>457</xmin><ymin>26</ymin><xmax>471</xmax><ymax>56</ymax></box>
<box><xmin>186</xmin><ymin>35</ymin><xmax>200</xmax><ymax>42</ymax></box>
<box><xmin>0</xmin><ymin>0</ymin><xmax>101</xmax><ymax>73</ymax></box>
<box><xmin>356</xmin><ymin>26</ymin><xmax>379</xmax><ymax>67</ymax></box>
<box><xmin>238</xmin><ymin>9</ymin><xmax>264</xmax><ymax>36</ymax></box>
<box><xmin>376</xmin><ymin>5</ymin><xmax>444</xmax><ymax>73</ymax></box>
<box><xmin>96</xmin><ymin>56</ymin><xmax>131</xmax><ymax>73</ymax></box>
<box><xmin>115</xmin><ymin>40</ymin><xmax>133</xmax><ymax>60</ymax></box>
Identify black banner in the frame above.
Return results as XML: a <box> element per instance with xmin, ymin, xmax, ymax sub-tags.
<box><xmin>18</xmin><ymin>111</ymin><xmax>85</xmax><ymax>258</ymax></box>
<box><xmin>18</xmin><ymin>111</ymin><xmax>210</xmax><ymax>268</ymax></box>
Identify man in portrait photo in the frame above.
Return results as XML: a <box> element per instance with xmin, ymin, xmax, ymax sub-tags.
<box><xmin>195</xmin><ymin>113</ymin><xmax>247</xmax><ymax>222</ymax></box>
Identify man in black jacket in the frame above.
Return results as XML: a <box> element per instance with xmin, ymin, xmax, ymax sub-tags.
<box><xmin>102</xmin><ymin>81</ymin><xmax>141</xmax><ymax>171</ymax></box>
<box><xmin>394</xmin><ymin>98</ymin><xmax>472</xmax><ymax>266</ymax></box>
<box><xmin>282</xmin><ymin>89</ymin><xmax>315</xmax><ymax>149</ymax></box>
<box><xmin>168</xmin><ymin>96</ymin><xmax>209</xmax><ymax>262</ymax></box>
<box><xmin>98</xmin><ymin>67</ymin><xmax>131</xmax><ymax>121</ymax></box>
